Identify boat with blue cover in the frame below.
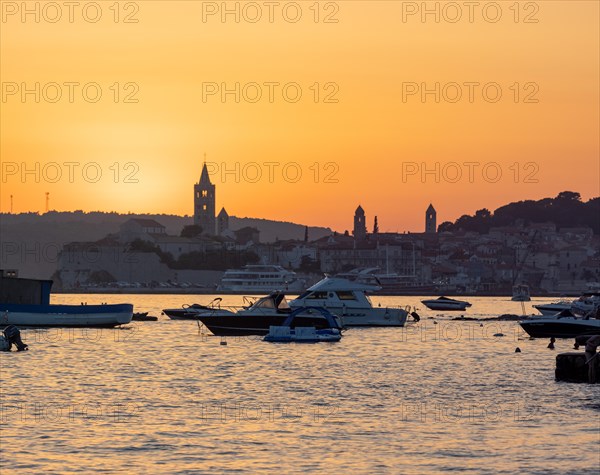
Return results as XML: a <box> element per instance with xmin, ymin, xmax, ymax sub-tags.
<box><xmin>263</xmin><ymin>307</ymin><xmax>343</xmax><ymax>343</ymax></box>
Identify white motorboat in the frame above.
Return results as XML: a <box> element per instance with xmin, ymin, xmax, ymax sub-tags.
<box><xmin>421</xmin><ymin>296</ymin><xmax>472</xmax><ymax>311</ymax></box>
<box><xmin>571</xmin><ymin>292</ymin><xmax>600</xmax><ymax>317</ymax></box>
<box><xmin>217</xmin><ymin>265</ymin><xmax>306</xmax><ymax>293</ymax></box>
<box><xmin>289</xmin><ymin>277</ymin><xmax>410</xmax><ymax>327</ymax></box>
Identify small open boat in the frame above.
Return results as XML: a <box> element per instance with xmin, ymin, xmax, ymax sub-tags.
<box><xmin>132</xmin><ymin>312</ymin><xmax>158</xmax><ymax>321</ymax></box>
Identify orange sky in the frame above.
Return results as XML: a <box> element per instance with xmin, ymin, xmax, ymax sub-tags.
<box><xmin>1</xmin><ymin>1</ymin><xmax>598</xmax><ymax>233</ymax></box>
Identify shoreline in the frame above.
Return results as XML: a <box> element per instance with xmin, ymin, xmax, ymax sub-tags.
<box><xmin>52</xmin><ymin>288</ymin><xmax>571</xmax><ymax>298</ymax></box>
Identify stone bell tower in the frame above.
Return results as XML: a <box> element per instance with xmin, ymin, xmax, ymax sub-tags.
<box><xmin>425</xmin><ymin>204</ymin><xmax>437</xmax><ymax>234</ymax></box>
<box><xmin>194</xmin><ymin>156</ymin><xmax>216</xmax><ymax>235</ymax></box>
<box><xmin>353</xmin><ymin>205</ymin><xmax>367</xmax><ymax>241</ymax></box>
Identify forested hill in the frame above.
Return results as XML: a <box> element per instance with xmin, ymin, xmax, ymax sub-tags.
<box><xmin>438</xmin><ymin>192</ymin><xmax>599</xmax><ymax>234</ymax></box>
<box><xmin>0</xmin><ymin>211</ymin><xmax>331</xmax><ymax>243</ymax></box>
<box><xmin>0</xmin><ymin>211</ymin><xmax>332</xmax><ymax>279</ymax></box>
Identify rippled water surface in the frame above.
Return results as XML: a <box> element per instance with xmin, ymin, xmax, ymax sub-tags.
<box><xmin>1</xmin><ymin>295</ymin><xmax>599</xmax><ymax>474</ymax></box>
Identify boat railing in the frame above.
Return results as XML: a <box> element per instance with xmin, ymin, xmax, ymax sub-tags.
<box><xmin>202</xmin><ymin>304</ymin><xmax>246</xmax><ymax>314</ymax></box>
<box><xmin>206</xmin><ymin>297</ymin><xmax>223</xmax><ymax>309</ymax></box>
<box><xmin>371</xmin><ymin>303</ymin><xmax>414</xmax><ymax>314</ymax></box>
<box><xmin>242</xmin><ymin>295</ymin><xmax>260</xmax><ymax>308</ymax></box>
<box><xmin>379</xmin><ymin>304</ymin><xmax>414</xmax><ymax>317</ymax></box>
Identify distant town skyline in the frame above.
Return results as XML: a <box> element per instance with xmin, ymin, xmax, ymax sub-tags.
<box><xmin>0</xmin><ymin>186</ymin><xmax>598</xmax><ymax>236</ymax></box>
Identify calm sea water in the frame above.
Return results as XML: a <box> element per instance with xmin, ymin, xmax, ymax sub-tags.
<box><xmin>1</xmin><ymin>295</ymin><xmax>598</xmax><ymax>474</ymax></box>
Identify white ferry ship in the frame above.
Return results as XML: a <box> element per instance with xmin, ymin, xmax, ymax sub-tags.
<box><xmin>217</xmin><ymin>265</ymin><xmax>306</xmax><ymax>293</ymax></box>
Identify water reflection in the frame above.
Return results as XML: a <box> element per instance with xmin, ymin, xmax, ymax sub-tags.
<box><xmin>1</xmin><ymin>294</ymin><xmax>598</xmax><ymax>474</ymax></box>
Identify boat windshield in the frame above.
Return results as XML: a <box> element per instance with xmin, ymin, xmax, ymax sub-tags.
<box><xmin>252</xmin><ymin>297</ymin><xmax>275</xmax><ymax>309</ymax></box>
<box><xmin>297</xmin><ymin>291</ymin><xmax>311</xmax><ymax>300</ymax></box>
<box><xmin>305</xmin><ymin>291</ymin><xmax>328</xmax><ymax>300</ymax></box>
<box><xmin>336</xmin><ymin>291</ymin><xmax>356</xmax><ymax>300</ymax></box>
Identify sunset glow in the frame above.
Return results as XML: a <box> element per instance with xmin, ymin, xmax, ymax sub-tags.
<box><xmin>1</xmin><ymin>1</ymin><xmax>598</xmax><ymax>231</ymax></box>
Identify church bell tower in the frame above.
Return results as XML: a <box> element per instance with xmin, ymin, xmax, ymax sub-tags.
<box><xmin>194</xmin><ymin>157</ymin><xmax>216</xmax><ymax>235</ymax></box>
<box><xmin>353</xmin><ymin>205</ymin><xmax>367</xmax><ymax>241</ymax></box>
<box><xmin>426</xmin><ymin>204</ymin><xmax>437</xmax><ymax>234</ymax></box>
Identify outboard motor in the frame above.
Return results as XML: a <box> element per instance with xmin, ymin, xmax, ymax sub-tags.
<box><xmin>410</xmin><ymin>311</ymin><xmax>421</xmax><ymax>322</ymax></box>
<box><xmin>2</xmin><ymin>325</ymin><xmax>28</xmax><ymax>351</ymax></box>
